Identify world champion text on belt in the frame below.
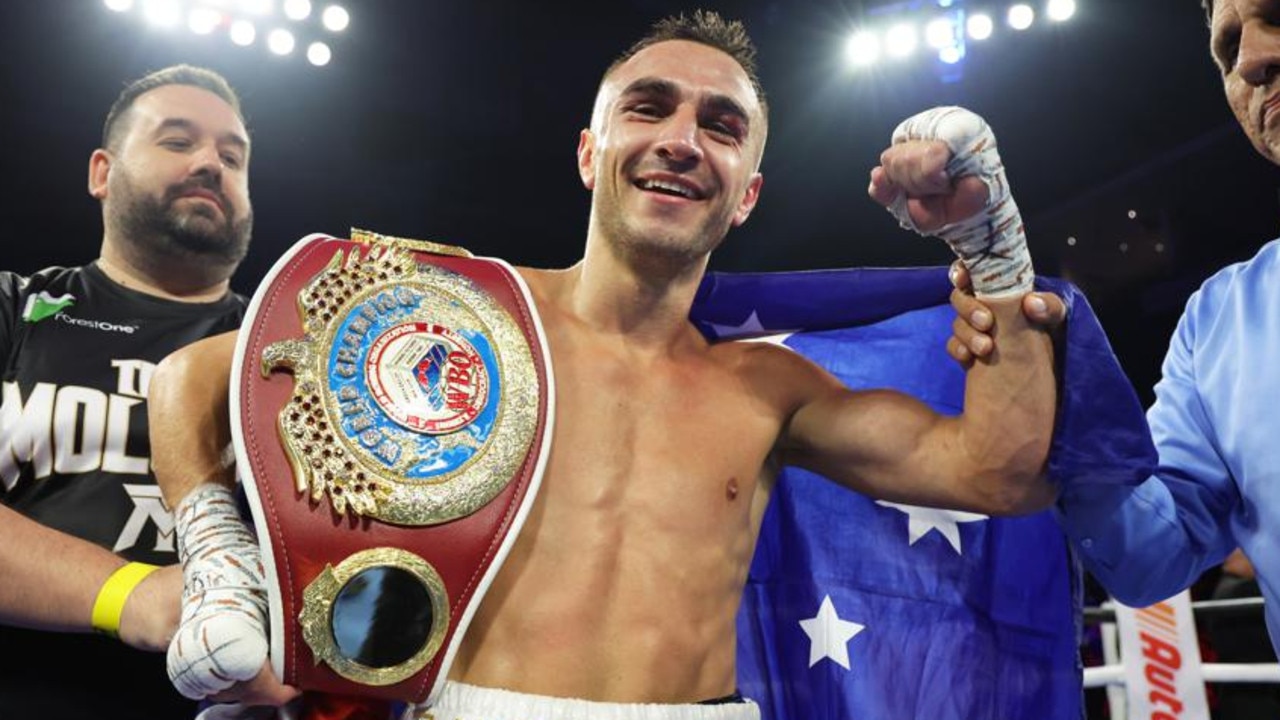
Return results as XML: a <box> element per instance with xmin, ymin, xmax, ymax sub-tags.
<box><xmin>260</xmin><ymin>234</ymin><xmax>541</xmax><ymax>526</ymax></box>
<box><xmin>241</xmin><ymin>231</ymin><xmax>550</xmax><ymax>696</ymax></box>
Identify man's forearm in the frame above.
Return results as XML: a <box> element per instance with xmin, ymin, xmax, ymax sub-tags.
<box><xmin>149</xmin><ymin>331</ymin><xmax>238</xmax><ymax>508</ymax></box>
<box><xmin>958</xmin><ymin>294</ymin><xmax>1057</xmax><ymax>513</ymax></box>
<box><xmin>0</xmin><ymin>503</ymin><xmax>127</xmax><ymax>631</ymax></box>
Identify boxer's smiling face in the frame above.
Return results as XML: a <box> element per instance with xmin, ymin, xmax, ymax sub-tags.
<box><xmin>578</xmin><ymin>40</ymin><xmax>765</xmax><ymax>264</ymax></box>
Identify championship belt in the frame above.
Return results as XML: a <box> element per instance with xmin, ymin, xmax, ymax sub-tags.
<box><xmin>230</xmin><ymin>230</ymin><xmax>554</xmax><ymax>706</ymax></box>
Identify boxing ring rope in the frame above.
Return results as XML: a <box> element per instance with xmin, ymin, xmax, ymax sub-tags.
<box><xmin>1085</xmin><ymin>663</ymin><xmax>1280</xmax><ymax>685</ymax></box>
<box><xmin>1084</xmin><ymin>597</ymin><xmax>1268</xmax><ymax>625</ymax></box>
<box><xmin>1080</xmin><ymin>596</ymin><xmax>1279</xmax><ymax>720</ymax></box>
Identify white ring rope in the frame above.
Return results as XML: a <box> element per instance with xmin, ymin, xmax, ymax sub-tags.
<box><xmin>1085</xmin><ymin>663</ymin><xmax>1280</xmax><ymax>687</ymax></box>
<box><xmin>1083</xmin><ymin>596</ymin><xmax>1280</xmax><ymax>689</ymax></box>
<box><xmin>1083</xmin><ymin>597</ymin><xmax>1265</xmax><ymax>624</ymax></box>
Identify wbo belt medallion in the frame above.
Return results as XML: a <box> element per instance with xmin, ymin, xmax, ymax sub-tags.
<box><xmin>232</xmin><ymin>230</ymin><xmax>553</xmax><ymax>705</ymax></box>
<box><xmin>262</xmin><ymin>233</ymin><xmax>540</xmax><ymax>525</ymax></box>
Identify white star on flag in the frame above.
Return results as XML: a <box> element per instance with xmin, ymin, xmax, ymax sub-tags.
<box><xmin>798</xmin><ymin>595</ymin><xmax>866</xmax><ymax>669</ymax></box>
<box><xmin>876</xmin><ymin>501</ymin><xmax>987</xmax><ymax>554</ymax></box>
<box><xmin>706</xmin><ymin>310</ymin><xmax>796</xmax><ymax>346</ymax></box>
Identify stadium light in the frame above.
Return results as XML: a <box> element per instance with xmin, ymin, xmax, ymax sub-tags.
<box><xmin>307</xmin><ymin>41</ymin><xmax>331</xmax><ymax>66</ymax></box>
<box><xmin>103</xmin><ymin>0</ymin><xmax>345</xmax><ymax>66</ymax></box>
<box><xmin>1047</xmin><ymin>0</ymin><xmax>1077</xmax><ymax>22</ymax></box>
<box><xmin>229</xmin><ymin>18</ymin><xmax>256</xmax><ymax>45</ymax></box>
<box><xmin>142</xmin><ymin>0</ymin><xmax>182</xmax><ymax>27</ymax></box>
<box><xmin>321</xmin><ymin>4</ymin><xmax>349</xmax><ymax>32</ymax></box>
<box><xmin>267</xmin><ymin>27</ymin><xmax>296</xmax><ymax>55</ymax></box>
<box><xmin>1008</xmin><ymin>4</ymin><xmax>1036</xmax><ymax>30</ymax></box>
<box><xmin>188</xmin><ymin>6</ymin><xmax>222</xmax><ymax>34</ymax></box>
<box><xmin>841</xmin><ymin>2</ymin><xmax>1080</xmax><ymax>77</ymax></box>
<box><xmin>967</xmin><ymin>13</ymin><xmax>994</xmax><ymax>40</ymax></box>
<box><xmin>846</xmin><ymin>31</ymin><xmax>881</xmax><ymax>67</ymax></box>
<box><xmin>925</xmin><ymin>17</ymin><xmax>957</xmax><ymax>50</ymax></box>
<box><xmin>885</xmin><ymin>23</ymin><xmax>919</xmax><ymax>59</ymax></box>
<box><xmin>283</xmin><ymin>0</ymin><xmax>311</xmax><ymax>21</ymax></box>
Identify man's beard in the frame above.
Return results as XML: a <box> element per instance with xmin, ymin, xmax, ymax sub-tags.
<box><xmin>108</xmin><ymin>170</ymin><xmax>253</xmax><ymax>278</ymax></box>
<box><xmin>597</xmin><ymin>196</ymin><xmax>733</xmax><ymax>274</ymax></box>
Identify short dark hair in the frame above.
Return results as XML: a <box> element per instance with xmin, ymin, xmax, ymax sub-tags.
<box><xmin>101</xmin><ymin>64</ymin><xmax>244</xmax><ymax>150</ymax></box>
<box><xmin>604</xmin><ymin>9</ymin><xmax>768</xmax><ymax>120</ymax></box>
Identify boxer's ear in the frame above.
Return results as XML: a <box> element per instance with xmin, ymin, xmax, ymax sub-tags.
<box><xmin>731</xmin><ymin>173</ymin><xmax>763</xmax><ymax>227</ymax></box>
<box><xmin>577</xmin><ymin>129</ymin><xmax>597</xmax><ymax>191</ymax></box>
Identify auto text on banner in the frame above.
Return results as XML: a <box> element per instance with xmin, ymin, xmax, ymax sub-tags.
<box><xmin>1113</xmin><ymin>589</ymin><xmax>1210</xmax><ymax>720</ymax></box>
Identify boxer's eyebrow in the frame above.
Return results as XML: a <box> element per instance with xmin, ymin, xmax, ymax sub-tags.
<box><xmin>618</xmin><ymin>77</ymin><xmax>752</xmax><ymax>136</ymax></box>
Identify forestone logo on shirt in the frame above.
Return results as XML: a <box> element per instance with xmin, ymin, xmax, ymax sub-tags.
<box><xmin>21</xmin><ymin>292</ymin><xmax>139</xmax><ymax>333</ymax></box>
<box><xmin>54</xmin><ymin>314</ymin><xmax>139</xmax><ymax>334</ymax></box>
<box><xmin>21</xmin><ymin>291</ymin><xmax>75</xmax><ymax>323</ymax></box>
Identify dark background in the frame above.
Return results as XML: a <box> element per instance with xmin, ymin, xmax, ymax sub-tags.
<box><xmin>3</xmin><ymin>0</ymin><xmax>1279</xmax><ymax>404</ymax></box>
<box><xmin>4</xmin><ymin>3</ymin><xmax>1276</xmax><ymax>713</ymax></box>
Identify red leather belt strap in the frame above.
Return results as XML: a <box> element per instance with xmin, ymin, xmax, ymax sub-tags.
<box><xmin>232</xmin><ymin>232</ymin><xmax>552</xmax><ymax>705</ymax></box>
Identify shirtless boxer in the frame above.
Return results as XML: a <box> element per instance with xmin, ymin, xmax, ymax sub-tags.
<box><xmin>150</xmin><ymin>11</ymin><xmax>1059</xmax><ymax>719</ymax></box>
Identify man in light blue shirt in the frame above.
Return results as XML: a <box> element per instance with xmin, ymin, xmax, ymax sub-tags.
<box><xmin>949</xmin><ymin>0</ymin><xmax>1280</xmax><ymax>653</ymax></box>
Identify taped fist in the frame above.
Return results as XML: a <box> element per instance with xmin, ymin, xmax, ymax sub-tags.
<box><xmin>870</xmin><ymin>106</ymin><xmax>1033</xmax><ymax>298</ymax></box>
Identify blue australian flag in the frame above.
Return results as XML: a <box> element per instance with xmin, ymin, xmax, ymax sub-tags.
<box><xmin>689</xmin><ymin>266</ymin><xmax>1157</xmax><ymax>720</ymax></box>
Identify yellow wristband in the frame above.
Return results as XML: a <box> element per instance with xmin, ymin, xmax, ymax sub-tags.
<box><xmin>91</xmin><ymin>562</ymin><xmax>160</xmax><ymax>638</ymax></box>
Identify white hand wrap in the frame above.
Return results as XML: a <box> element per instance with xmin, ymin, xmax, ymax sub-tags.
<box><xmin>887</xmin><ymin>106</ymin><xmax>1033</xmax><ymax>297</ymax></box>
<box><xmin>167</xmin><ymin>483</ymin><xmax>270</xmax><ymax>700</ymax></box>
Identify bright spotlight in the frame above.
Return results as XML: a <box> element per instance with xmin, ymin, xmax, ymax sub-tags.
<box><xmin>104</xmin><ymin>0</ymin><xmax>134</xmax><ymax>12</ymax></box>
<box><xmin>321</xmin><ymin>4</ymin><xmax>349</xmax><ymax>32</ymax></box>
<box><xmin>846</xmin><ymin>30</ymin><xmax>880</xmax><ymax>67</ymax></box>
<box><xmin>939</xmin><ymin>46</ymin><xmax>964</xmax><ymax>65</ymax></box>
<box><xmin>925</xmin><ymin>18</ymin><xmax>957</xmax><ymax>50</ymax></box>
<box><xmin>885</xmin><ymin>23</ymin><xmax>919</xmax><ymax>59</ymax></box>
<box><xmin>283</xmin><ymin>0</ymin><xmax>311</xmax><ymax>20</ymax></box>
<box><xmin>967</xmin><ymin>13</ymin><xmax>994</xmax><ymax>40</ymax></box>
<box><xmin>267</xmin><ymin>28</ymin><xmax>296</xmax><ymax>55</ymax></box>
<box><xmin>1047</xmin><ymin>0</ymin><xmax>1077</xmax><ymax>22</ymax></box>
<box><xmin>142</xmin><ymin>0</ymin><xmax>181</xmax><ymax>27</ymax></box>
<box><xmin>239</xmin><ymin>0</ymin><xmax>272</xmax><ymax>15</ymax></box>
<box><xmin>1008</xmin><ymin>4</ymin><xmax>1035</xmax><ymax>30</ymax></box>
<box><xmin>229</xmin><ymin>19</ymin><xmax>256</xmax><ymax>45</ymax></box>
<box><xmin>307</xmin><ymin>41</ymin><xmax>332</xmax><ymax>66</ymax></box>
<box><xmin>188</xmin><ymin>7</ymin><xmax>222</xmax><ymax>34</ymax></box>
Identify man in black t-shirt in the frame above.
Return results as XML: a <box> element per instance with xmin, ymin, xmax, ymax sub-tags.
<box><xmin>0</xmin><ymin>64</ymin><xmax>253</xmax><ymax>719</ymax></box>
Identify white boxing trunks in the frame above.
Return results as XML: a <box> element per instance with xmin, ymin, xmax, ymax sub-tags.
<box><xmin>408</xmin><ymin>682</ymin><xmax>761</xmax><ymax>720</ymax></box>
